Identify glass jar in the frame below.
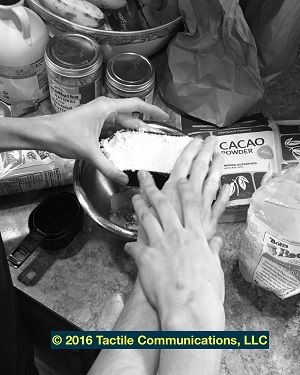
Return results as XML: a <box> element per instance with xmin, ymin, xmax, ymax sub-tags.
<box><xmin>105</xmin><ymin>52</ymin><xmax>155</xmax><ymax>120</ymax></box>
<box><xmin>45</xmin><ymin>33</ymin><xmax>102</xmax><ymax>113</ymax></box>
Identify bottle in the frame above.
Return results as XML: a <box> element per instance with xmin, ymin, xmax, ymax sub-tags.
<box><xmin>0</xmin><ymin>0</ymin><xmax>49</xmax><ymax>104</ymax></box>
<box><xmin>239</xmin><ymin>165</ymin><xmax>300</xmax><ymax>299</ymax></box>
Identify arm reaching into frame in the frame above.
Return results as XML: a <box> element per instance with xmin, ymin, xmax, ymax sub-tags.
<box><xmin>88</xmin><ymin>136</ymin><xmax>229</xmax><ymax>375</ymax></box>
<box><xmin>0</xmin><ymin>97</ymin><xmax>168</xmax><ymax>185</ymax></box>
<box><xmin>125</xmin><ymin>171</ymin><xmax>227</xmax><ymax>375</ymax></box>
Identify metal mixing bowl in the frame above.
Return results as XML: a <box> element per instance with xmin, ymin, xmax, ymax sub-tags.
<box><xmin>73</xmin><ymin>122</ymin><xmax>185</xmax><ymax>240</ymax></box>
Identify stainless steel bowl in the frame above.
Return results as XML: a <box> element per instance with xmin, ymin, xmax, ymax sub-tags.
<box><xmin>73</xmin><ymin>122</ymin><xmax>185</xmax><ymax>240</ymax></box>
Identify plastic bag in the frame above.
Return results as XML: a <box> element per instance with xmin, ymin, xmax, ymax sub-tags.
<box><xmin>0</xmin><ymin>150</ymin><xmax>74</xmax><ymax>196</ymax></box>
<box><xmin>241</xmin><ymin>0</ymin><xmax>300</xmax><ymax>84</ymax></box>
<box><xmin>159</xmin><ymin>0</ymin><xmax>264</xmax><ymax>128</ymax></box>
<box><xmin>239</xmin><ymin>164</ymin><xmax>300</xmax><ymax>299</ymax></box>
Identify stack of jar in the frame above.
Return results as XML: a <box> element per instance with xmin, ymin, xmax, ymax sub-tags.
<box><xmin>0</xmin><ymin>1</ymin><xmax>155</xmax><ymax>115</ymax></box>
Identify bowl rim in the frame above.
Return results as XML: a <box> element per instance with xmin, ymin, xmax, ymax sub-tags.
<box><xmin>27</xmin><ymin>0</ymin><xmax>182</xmax><ymax>36</ymax></box>
<box><xmin>73</xmin><ymin>159</ymin><xmax>138</xmax><ymax>240</ymax></box>
<box><xmin>73</xmin><ymin>122</ymin><xmax>186</xmax><ymax>240</ymax></box>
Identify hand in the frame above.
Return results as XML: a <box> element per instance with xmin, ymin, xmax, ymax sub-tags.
<box><xmin>161</xmin><ymin>135</ymin><xmax>229</xmax><ymax>239</ymax></box>
<box><xmin>137</xmin><ymin>136</ymin><xmax>230</xmax><ymax>248</ymax></box>
<box><xmin>125</xmin><ymin>171</ymin><xmax>225</xmax><ymax>326</ymax></box>
<box><xmin>41</xmin><ymin>97</ymin><xmax>168</xmax><ymax>185</ymax></box>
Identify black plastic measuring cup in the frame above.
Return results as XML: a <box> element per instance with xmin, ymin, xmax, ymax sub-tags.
<box><xmin>8</xmin><ymin>192</ymin><xmax>84</xmax><ymax>268</ymax></box>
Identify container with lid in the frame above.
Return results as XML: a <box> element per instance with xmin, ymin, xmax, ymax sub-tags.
<box><xmin>45</xmin><ymin>33</ymin><xmax>102</xmax><ymax>113</ymax></box>
<box><xmin>105</xmin><ymin>52</ymin><xmax>155</xmax><ymax>120</ymax></box>
<box><xmin>0</xmin><ymin>0</ymin><xmax>49</xmax><ymax>104</ymax></box>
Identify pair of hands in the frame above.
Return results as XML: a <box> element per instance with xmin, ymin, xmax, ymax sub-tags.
<box><xmin>125</xmin><ymin>136</ymin><xmax>230</xmax><ymax>328</ymax></box>
<box><xmin>42</xmin><ymin>96</ymin><xmax>228</xmax><ymax>326</ymax></box>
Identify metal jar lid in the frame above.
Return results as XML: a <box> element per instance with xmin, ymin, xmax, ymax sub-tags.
<box><xmin>106</xmin><ymin>53</ymin><xmax>155</xmax><ymax>92</ymax></box>
<box><xmin>45</xmin><ymin>33</ymin><xmax>102</xmax><ymax>77</ymax></box>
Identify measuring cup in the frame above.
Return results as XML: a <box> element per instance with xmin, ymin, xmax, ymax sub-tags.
<box><xmin>8</xmin><ymin>192</ymin><xmax>84</xmax><ymax>268</ymax></box>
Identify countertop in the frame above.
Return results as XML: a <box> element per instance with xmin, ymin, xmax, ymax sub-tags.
<box><xmin>1</xmin><ymin>49</ymin><xmax>300</xmax><ymax>374</ymax></box>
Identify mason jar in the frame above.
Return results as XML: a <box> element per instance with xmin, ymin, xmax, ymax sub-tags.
<box><xmin>105</xmin><ymin>52</ymin><xmax>155</xmax><ymax>120</ymax></box>
<box><xmin>45</xmin><ymin>33</ymin><xmax>102</xmax><ymax>113</ymax></box>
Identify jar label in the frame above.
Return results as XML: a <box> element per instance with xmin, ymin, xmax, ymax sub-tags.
<box><xmin>0</xmin><ymin>57</ymin><xmax>48</xmax><ymax>103</ymax></box>
<box><xmin>105</xmin><ymin>87</ymin><xmax>154</xmax><ymax>120</ymax></box>
<box><xmin>48</xmin><ymin>73</ymin><xmax>102</xmax><ymax>112</ymax></box>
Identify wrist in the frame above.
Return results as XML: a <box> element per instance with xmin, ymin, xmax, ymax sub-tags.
<box><xmin>0</xmin><ymin>115</ymin><xmax>51</xmax><ymax>152</ymax></box>
<box><xmin>29</xmin><ymin>114</ymin><xmax>55</xmax><ymax>152</ymax></box>
<box><xmin>160</xmin><ymin>300</ymin><xmax>225</xmax><ymax>332</ymax></box>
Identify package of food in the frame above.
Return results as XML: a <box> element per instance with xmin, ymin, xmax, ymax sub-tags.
<box><xmin>176</xmin><ymin>113</ymin><xmax>300</xmax><ymax>222</ymax></box>
<box><xmin>238</xmin><ymin>164</ymin><xmax>300</xmax><ymax>299</ymax></box>
<box><xmin>100</xmin><ymin>129</ymin><xmax>193</xmax><ymax>188</ymax></box>
<box><xmin>0</xmin><ymin>150</ymin><xmax>74</xmax><ymax>196</ymax></box>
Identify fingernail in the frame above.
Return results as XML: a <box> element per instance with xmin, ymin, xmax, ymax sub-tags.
<box><xmin>224</xmin><ymin>184</ymin><xmax>231</xmax><ymax>194</ymax></box>
<box><xmin>207</xmin><ymin>135</ymin><xmax>217</xmax><ymax>143</ymax></box>
<box><xmin>132</xmin><ymin>194</ymin><xmax>140</xmax><ymax>201</ymax></box>
<box><xmin>193</xmin><ymin>137</ymin><xmax>203</xmax><ymax>147</ymax></box>
<box><xmin>118</xmin><ymin>174</ymin><xmax>129</xmax><ymax>185</ymax></box>
<box><xmin>138</xmin><ymin>170</ymin><xmax>148</xmax><ymax>183</ymax></box>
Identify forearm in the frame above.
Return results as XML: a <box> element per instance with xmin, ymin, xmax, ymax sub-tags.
<box><xmin>0</xmin><ymin>115</ymin><xmax>51</xmax><ymax>152</ymax></box>
<box><xmin>88</xmin><ymin>277</ymin><xmax>160</xmax><ymax>375</ymax></box>
<box><xmin>158</xmin><ymin>302</ymin><xmax>225</xmax><ymax>375</ymax></box>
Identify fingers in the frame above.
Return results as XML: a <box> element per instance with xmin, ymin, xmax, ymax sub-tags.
<box><xmin>208</xmin><ymin>236</ymin><xmax>223</xmax><ymax>269</ymax></box>
<box><xmin>177</xmin><ymin>178</ymin><xmax>202</xmax><ymax>230</ymax></box>
<box><xmin>137</xmin><ymin>225</ymin><xmax>150</xmax><ymax>247</ymax></box>
<box><xmin>167</xmin><ymin>137</ymin><xmax>203</xmax><ymax>182</ymax></box>
<box><xmin>132</xmin><ymin>193</ymin><xmax>163</xmax><ymax>243</ymax></box>
<box><xmin>202</xmin><ymin>152</ymin><xmax>224</xmax><ymax>208</ymax></box>
<box><xmin>139</xmin><ymin>172</ymin><xmax>155</xmax><ymax>207</ymax></box>
<box><xmin>102</xmin><ymin>97</ymin><xmax>169</xmax><ymax>121</ymax></box>
<box><xmin>211</xmin><ymin>184</ymin><xmax>230</xmax><ymax>223</ymax></box>
<box><xmin>124</xmin><ymin>241</ymin><xmax>145</xmax><ymax>263</ymax></box>
<box><xmin>208</xmin><ymin>236</ymin><xmax>223</xmax><ymax>257</ymax></box>
<box><xmin>114</xmin><ymin>113</ymin><xmax>157</xmax><ymax>132</ymax></box>
<box><xmin>137</xmin><ymin>170</ymin><xmax>182</xmax><ymax>232</ymax></box>
<box><xmin>189</xmin><ymin>136</ymin><xmax>218</xmax><ymax>193</ymax></box>
<box><xmin>87</xmin><ymin>144</ymin><xmax>129</xmax><ymax>185</ymax></box>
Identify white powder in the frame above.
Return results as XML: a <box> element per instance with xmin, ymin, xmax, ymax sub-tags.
<box><xmin>101</xmin><ymin>131</ymin><xmax>192</xmax><ymax>173</ymax></box>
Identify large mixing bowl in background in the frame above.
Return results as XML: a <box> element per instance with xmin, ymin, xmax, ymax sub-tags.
<box><xmin>73</xmin><ymin>122</ymin><xmax>185</xmax><ymax>241</ymax></box>
<box><xmin>26</xmin><ymin>0</ymin><xmax>182</xmax><ymax>62</ymax></box>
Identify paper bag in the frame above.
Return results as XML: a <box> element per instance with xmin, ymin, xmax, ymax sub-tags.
<box><xmin>159</xmin><ymin>0</ymin><xmax>264</xmax><ymax>127</ymax></box>
<box><xmin>242</xmin><ymin>0</ymin><xmax>300</xmax><ymax>84</ymax></box>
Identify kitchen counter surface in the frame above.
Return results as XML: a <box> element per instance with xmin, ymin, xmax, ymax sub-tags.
<box><xmin>1</xmin><ymin>49</ymin><xmax>300</xmax><ymax>374</ymax></box>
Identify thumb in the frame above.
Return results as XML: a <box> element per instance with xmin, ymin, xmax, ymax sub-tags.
<box><xmin>124</xmin><ymin>241</ymin><xmax>140</xmax><ymax>261</ymax></box>
<box><xmin>87</xmin><ymin>144</ymin><xmax>129</xmax><ymax>185</ymax></box>
<box><xmin>208</xmin><ymin>236</ymin><xmax>223</xmax><ymax>259</ymax></box>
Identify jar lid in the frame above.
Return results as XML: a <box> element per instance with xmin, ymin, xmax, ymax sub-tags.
<box><xmin>106</xmin><ymin>53</ymin><xmax>155</xmax><ymax>92</ymax></box>
<box><xmin>45</xmin><ymin>33</ymin><xmax>102</xmax><ymax>77</ymax></box>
